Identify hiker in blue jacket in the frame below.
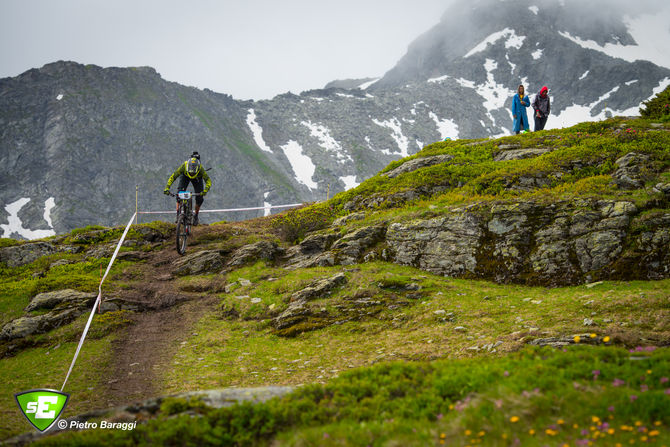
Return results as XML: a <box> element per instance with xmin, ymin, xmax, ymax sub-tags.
<box><xmin>511</xmin><ymin>84</ymin><xmax>530</xmax><ymax>134</ymax></box>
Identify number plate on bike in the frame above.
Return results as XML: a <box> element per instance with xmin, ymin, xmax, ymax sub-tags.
<box><xmin>178</xmin><ymin>191</ymin><xmax>192</xmax><ymax>200</ymax></box>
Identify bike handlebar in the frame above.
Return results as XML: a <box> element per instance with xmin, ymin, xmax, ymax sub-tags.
<box><xmin>167</xmin><ymin>191</ymin><xmax>204</xmax><ymax>197</ymax></box>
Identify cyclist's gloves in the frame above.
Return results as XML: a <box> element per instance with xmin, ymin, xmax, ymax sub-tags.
<box><xmin>163</xmin><ymin>189</ymin><xmax>170</xmax><ymax>195</ymax></box>
<box><xmin>202</xmin><ymin>190</ymin><xmax>208</xmax><ymax>196</ymax></box>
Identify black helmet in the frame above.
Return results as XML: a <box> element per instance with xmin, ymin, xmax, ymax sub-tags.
<box><xmin>186</xmin><ymin>157</ymin><xmax>201</xmax><ymax>177</ymax></box>
<box><xmin>191</xmin><ymin>151</ymin><xmax>200</xmax><ymax>160</ymax></box>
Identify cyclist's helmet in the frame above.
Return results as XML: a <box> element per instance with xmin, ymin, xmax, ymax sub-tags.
<box><xmin>191</xmin><ymin>151</ymin><xmax>200</xmax><ymax>160</ymax></box>
<box><xmin>186</xmin><ymin>157</ymin><xmax>201</xmax><ymax>177</ymax></box>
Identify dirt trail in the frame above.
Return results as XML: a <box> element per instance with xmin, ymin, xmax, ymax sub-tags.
<box><xmin>102</xmin><ymin>230</ymin><xmax>219</xmax><ymax>407</ymax></box>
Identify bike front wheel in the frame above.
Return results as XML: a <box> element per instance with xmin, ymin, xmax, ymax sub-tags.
<box><xmin>176</xmin><ymin>214</ymin><xmax>189</xmax><ymax>255</ymax></box>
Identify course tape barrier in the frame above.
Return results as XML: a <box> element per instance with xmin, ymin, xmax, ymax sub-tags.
<box><xmin>137</xmin><ymin>203</ymin><xmax>304</xmax><ymax>215</ymax></box>
<box><xmin>61</xmin><ymin>212</ymin><xmax>137</xmax><ymax>392</ymax></box>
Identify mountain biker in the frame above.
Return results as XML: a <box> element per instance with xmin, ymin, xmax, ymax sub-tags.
<box><xmin>163</xmin><ymin>152</ymin><xmax>211</xmax><ymax>225</ymax></box>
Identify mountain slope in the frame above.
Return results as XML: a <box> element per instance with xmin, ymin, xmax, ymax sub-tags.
<box><xmin>1</xmin><ymin>0</ymin><xmax>669</xmax><ymax>237</ymax></box>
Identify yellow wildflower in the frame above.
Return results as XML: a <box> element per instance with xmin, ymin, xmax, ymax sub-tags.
<box><xmin>529</xmin><ymin>429</ymin><xmax>535</xmax><ymax>435</ymax></box>
<box><xmin>590</xmin><ymin>333</ymin><xmax>597</xmax><ymax>338</ymax></box>
<box><xmin>603</xmin><ymin>336</ymin><xmax>611</xmax><ymax>342</ymax></box>
<box><xmin>464</xmin><ymin>430</ymin><xmax>472</xmax><ymax>436</ymax></box>
<box><xmin>649</xmin><ymin>430</ymin><xmax>660</xmax><ymax>437</ymax></box>
<box><xmin>574</xmin><ymin>335</ymin><xmax>581</xmax><ymax>343</ymax></box>
<box><xmin>558</xmin><ymin>419</ymin><xmax>565</xmax><ymax>425</ymax></box>
<box><xmin>510</xmin><ymin>416</ymin><xmax>520</xmax><ymax>423</ymax></box>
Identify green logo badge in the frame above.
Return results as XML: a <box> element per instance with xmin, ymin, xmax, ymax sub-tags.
<box><xmin>15</xmin><ymin>389</ymin><xmax>69</xmax><ymax>432</ymax></box>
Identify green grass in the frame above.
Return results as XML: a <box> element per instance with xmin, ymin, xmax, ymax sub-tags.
<box><xmin>35</xmin><ymin>345</ymin><xmax>670</xmax><ymax>446</ymax></box>
<box><xmin>160</xmin><ymin>262</ymin><xmax>670</xmax><ymax>394</ymax></box>
<box><xmin>0</xmin><ymin>333</ymin><xmax>114</xmax><ymax>439</ymax></box>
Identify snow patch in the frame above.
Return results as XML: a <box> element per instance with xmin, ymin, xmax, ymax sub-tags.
<box><xmin>427</xmin><ymin>75</ymin><xmax>449</xmax><ymax>83</ymax></box>
<box><xmin>372</xmin><ymin>118</ymin><xmax>409</xmax><ymax>157</ymax></box>
<box><xmin>336</xmin><ymin>93</ymin><xmax>354</xmax><ymax>98</ymax></box>
<box><xmin>301</xmin><ymin>120</ymin><xmax>351</xmax><ymax>164</ymax></box>
<box><xmin>280</xmin><ymin>141</ymin><xmax>318</xmax><ymax>190</ymax></box>
<box><xmin>531</xmin><ymin>49</ymin><xmax>543</xmax><ymax>60</ymax></box>
<box><xmin>559</xmin><ymin>18</ymin><xmax>670</xmax><ymax>69</ymax></box>
<box><xmin>246</xmin><ymin>109</ymin><xmax>273</xmax><ymax>153</ymax></box>
<box><xmin>579</xmin><ymin>70</ymin><xmax>589</xmax><ymax>80</ymax></box>
<box><xmin>429</xmin><ymin>112</ymin><xmax>459</xmax><ymax>140</ymax></box>
<box><xmin>465</xmin><ymin>28</ymin><xmax>526</xmax><ymax>57</ymax></box>
<box><xmin>357</xmin><ymin>78</ymin><xmax>380</xmax><ymax>90</ymax></box>
<box><xmin>263</xmin><ymin>192</ymin><xmax>272</xmax><ymax>217</ymax></box>
<box><xmin>56</xmin><ymin>94</ymin><xmax>63</xmax><ymax>101</ymax></box>
<box><xmin>416</xmin><ymin>139</ymin><xmax>424</xmax><ymax>149</ymax></box>
<box><xmin>625</xmin><ymin>79</ymin><xmax>639</xmax><ymax>86</ymax></box>
<box><xmin>1</xmin><ymin>197</ymin><xmax>56</xmax><ymax>240</ymax></box>
<box><xmin>528</xmin><ymin>5</ymin><xmax>539</xmax><ymax>15</ymax></box>
<box><xmin>339</xmin><ymin>175</ymin><xmax>359</xmax><ymax>190</ymax></box>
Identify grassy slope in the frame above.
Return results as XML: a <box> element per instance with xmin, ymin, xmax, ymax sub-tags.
<box><xmin>1</xmin><ymin>118</ymin><xmax>669</xmax><ymax>444</ymax></box>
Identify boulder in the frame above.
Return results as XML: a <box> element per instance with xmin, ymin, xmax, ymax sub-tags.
<box><xmin>25</xmin><ymin>289</ymin><xmax>97</xmax><ymax>312</ymax></box>
<box><xmin>227</xmin><ymin>240</ymin><xmax>282</xmax><ymax>268</ymax></box>
<box><xmin>0</xmin><ymin>308</ymin><xmax>81</xmax><ymax>340</ymax></box>
<box><xmin>0</xmin><ymin>242</ymin><xmax>55</xmax><ymax>267</ymax></box>
<box><xmin>172</xmin><ymin>250</ymin><xmax>227</xmax><ymax>276</ymax></box>
<box><xmin>289</xmin><ymin>273</ymin><xmax>347</xmax><ymax>302</ymax></box>
<box><xmin>493</xmin><ymin>148</ymin><xmax>552</xmax><ymax>161</ymax></box>
<box><xmin>611</xmin><ymin>152</ymin><xmax>649</xmax><ymax>189</ymax></box>
<box><xmin>383</xmin><ymin>154</ymin><xmax>454</xmax><ymax>179</ymax></box>
<box><xmin>331</xmin><ymin>225</ymin><xmax>387</xmax><ymax>264</ymax></box>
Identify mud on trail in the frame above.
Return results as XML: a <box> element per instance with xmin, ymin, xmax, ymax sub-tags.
<box><xmin>102</xmin><ymin>230</ymin><xmax>221</xmax><ymax>407</ymax></box>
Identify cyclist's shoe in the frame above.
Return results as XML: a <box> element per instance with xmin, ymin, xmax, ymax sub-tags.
<box><xmin>193</xmin><ymin>214</ymin><xmax>199</xmax><ymax>226</ymax></box>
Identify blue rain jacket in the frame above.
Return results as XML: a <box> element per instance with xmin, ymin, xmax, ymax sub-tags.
<box><xmin>512</xmin><ymin>93</ymin><xmax>530</xmax><ymax>133</ymax></box>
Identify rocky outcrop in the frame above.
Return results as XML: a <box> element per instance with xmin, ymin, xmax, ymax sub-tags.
<box><xmin>0</xmin><ymin>242</ymin><xmax>55</xmax><ymax>267</ymax></box>
<box><xmin>227</xmin><ymin>240</ymin><xmax>283</xmax><ymax>268</ymax></box>
<box><xmin>273</xmin><ymin>273</ymin><xmax>347</xmax><ymax>334</ymax></box>
<box><xmin>493</xmin><ymin>148</ymin><xmax>552</xmax><ymax>161</ymax></box>
<box><xmin>1</xmin><ymin>289</ymin><xmax>97</xmax><ymax>340</ymax></box>
<box><xmin>24</xmin><ymin>289</ymin><xmax>97</xmax><ymax>312</ymax></box>
<box><xmin>172</xmin><ymin>250</ymin><xmax>227</xmax><ymax>276</ymax></box>
<box><xmin>612</xmin><ymin>152</ymin><xmax>650</xmax><ymax>189</ymax></box>
<box><xmin>380</xmin><ymin>199</ymin><xmax>668</xmax><ymax>286</ymax></box>
<box><xmin>383</xmin><ymin>154</ymin><xmax>454</xmax><ymax>178</ymax></box>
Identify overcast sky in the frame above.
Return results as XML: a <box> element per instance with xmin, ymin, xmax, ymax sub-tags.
<box><xmin>0</xmin><ymin>0</ymin><xmax>451</xmax><ymax>100</ymax></box>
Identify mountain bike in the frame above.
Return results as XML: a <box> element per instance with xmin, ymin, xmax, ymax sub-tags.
<box><xmin>169</xmin><ymin>191</ymin><xmax>201</xmax><ymax>255</ymax></box>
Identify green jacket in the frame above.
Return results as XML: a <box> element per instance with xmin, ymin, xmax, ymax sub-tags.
<box><xmin>165</xmin><ymin>161</ymin><xmax>212</xmax><ymax>193</ymax></box>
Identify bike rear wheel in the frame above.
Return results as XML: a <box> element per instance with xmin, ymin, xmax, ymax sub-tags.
<box><xmin>176</xmin><ymin>214</ymin><xmax>189</xmax><ymax>255</ymax></box>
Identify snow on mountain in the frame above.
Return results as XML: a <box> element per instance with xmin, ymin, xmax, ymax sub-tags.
<box><xmin>280</xmin><ymin>141</ymin><xmax>318</xmax><ymax>190</ymax></box>
<box><xmin>464</xmin><ymin>28</ymin><xmax>526</xmax><ymax>58</ymax></box>
<box><xmin>1</xmin><ymin>197</ymin><xmax>56</xmax><ymax>239</ymax></box>
<box><xmin>246</xmin><ymin>109</ymin><xmax>273</xmax><ymax>153</ymax></box>
<box><xmin>339</xmin><ymin>175</ymin><xmax>359</xmax><ymax>190</ymax></box>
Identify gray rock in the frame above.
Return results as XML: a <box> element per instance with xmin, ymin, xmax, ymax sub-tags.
<box><xmin>289</xmin><ymin>273</ymin><xmax>347</xmax><ymax>302</ymax></box>
<box><xmin>331</xmin><ymin>224</ymin><xmax>387</xmax><ymax>264</ymax></box>
<box><xmin>383</xmin><ymin>154</ymin><xmax>454</xmax><ymax>178</ymax></box>
<box><xmin>612</xmin><ymin>152</ymin><xmax>650</xmax><ymax>189</ymax></box>
<box><xmin>172</xmin><ymin>250</ymin><xmax>226</xmax><ymax>276</ymax></box>
<box><xmin>493</xmin><ymin>148</ymin><xmax>551</xmax><ymax>161</ymax></box>
<box><xmin>0</xmin><ymin>308</ymin><xmax>81</xmax><ymax>340</ymax></box>
<box><xmin>0</xmin><ymin>242</ymin><xmax>55</xmax><ymax>267</ymax></box>
<box><xmin>227</xmin><ymin>240</ymin><xmax>282</xmax><ymax>268</ymax></box>
<box><xmin>25</xmin><ymin>289</ymin><xmax>97</xmax><ymax>312</ymax></box>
